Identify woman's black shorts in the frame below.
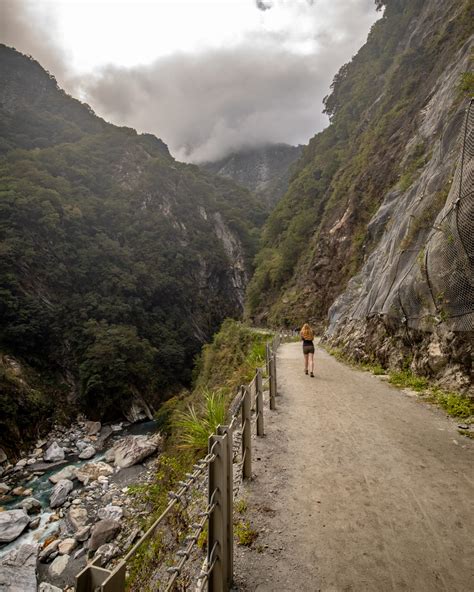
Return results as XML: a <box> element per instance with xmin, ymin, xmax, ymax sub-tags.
<box><xmin>303</xmin><ymin>344</ymin><xmax>315</xmax><ymax>355</ymax></box>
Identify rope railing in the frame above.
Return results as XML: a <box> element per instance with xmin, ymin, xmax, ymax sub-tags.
<box><xmin>75</xmin><ymin>332</ymin><xmax>281</xmax><ymax>592</ymax></box>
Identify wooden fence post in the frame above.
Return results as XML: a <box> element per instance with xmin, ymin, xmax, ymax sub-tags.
<box><xmin>208</xmin><ymin>434</ymin><xmax>228</xmax><ymax>592</ymax></box>
<box><xmin>256</xmin><ymin>368</ymin><xmax>264</xmax><ymax>437</ymax></box>
<box><xmin>241</xmin><ymin>386</ymin><xmax>252</xmax><ymax>479</ymax></box>
<box><xmin>269</xmin><ymin>355</ymin><xmax>276</xmax><ymax>410</ymax></box>
<box><xmin>217</xmin><ymin>425</ymin><xmax>233</xmax><ymax>587</ymax></box>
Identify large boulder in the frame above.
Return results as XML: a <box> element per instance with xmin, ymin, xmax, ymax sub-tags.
<box><xmin>75</xmin><ymin>461</ymin><xmax>113</xmax><ymax>485</ymax></box>
<box><xmin>78</xmin><ymin>445</ymin><xmax>96</xmax><ymax>460</ymax></box>
<box><xmin>110</xmin><ymin>434</ymin><xmax>162</xmax><ymax>469</ymax></box>
<box><xmin>97</xmin><ymin>504</ymin><xmax>123</xmax><ymax>521</ymax></box>
<box><xmin>88</xmin><ymin>519</ymin><xmax>121</xmax><ymax>552</ymax></box>
<box><xmin>84</xmin><ymin>420</ymin><xmax>102</xmax><ymax>435</ymax></box>
<box><xmin>58</xmin><ymin>537</ymin><xmax>77</xmax><ymax>555</ymax></box>
<box><xmin>0</xmin><ymin>543</ymin><xmax>38</xmax><ymax>591</ymax></box>
<box><xmin>0</xmin><ymin>509</ymin><xmax>30</xmax><ymax>543</ymax></box>
<box><xmin>39</xmin><ymin>540</ymin><xmax>60</xmax><ymax>562</ymax></box>
<box><xmin>43</xmin><ymin>442</ymin><xmax>65</xmax><ymax>463</ymax></box>
<box><xmin>48</xmin><ymin>554</ymin><xmax>69</xmax><ymax>578</ymax></box>
<box><xmin>49</xmin><ymin>465</ymin><xmax>77</xmax><ymax>484</ymax></box>
<box><xmin>67</xmin><ymin>506</ymin><xmax>88</xmax><ymax>531</ymax></box>
<box><xmin>19</xmin><ymin>497</ymin><xmax>42</xmax><ymax>515</ymax></box>
<box><xmin>94</xmin><ymin>543</ymin><xmax>121</xmax><ymax>567</ymax></box>
<box><xmin>50</xmin><ymin>479</ymin><xmax>73</xmax><ymax>508</ymax></box>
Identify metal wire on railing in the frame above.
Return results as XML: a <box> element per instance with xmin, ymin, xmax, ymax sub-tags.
<box><xmin>76</xmin><ymin>332</ymin><xmax>281</xmax><ymax>592</ymax></box>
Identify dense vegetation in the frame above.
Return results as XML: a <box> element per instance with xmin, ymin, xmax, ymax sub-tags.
<box><xmin>0</xmin><ymin>45</ymin><xmax>266</xmax><ymax>456</ymax></box>
<box><xmin>246</xmin><ymin>0</ymin><xmax>473</xmax><ymax>326</ymax></box>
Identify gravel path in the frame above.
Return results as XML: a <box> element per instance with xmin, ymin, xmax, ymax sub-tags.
<box><xmin>233</xmin><ymin>342</ymin><xmax>474</xmax><ymax>592</ymax></box>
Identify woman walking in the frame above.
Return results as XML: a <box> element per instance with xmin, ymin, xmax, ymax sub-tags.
<box><xmin>300</xmin><ymin>323</ymin><xmax>315</xmax><ymax>377</ymax></box>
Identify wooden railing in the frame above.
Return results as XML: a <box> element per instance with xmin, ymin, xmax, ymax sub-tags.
<box><xmin>76</xmin><ymin>333</ymin><xmax>280</xmax><ymax>592</ymax></box>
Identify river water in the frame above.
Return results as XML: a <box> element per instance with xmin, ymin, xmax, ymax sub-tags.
<box><xmin>0</xmin><ymin>419</ymin><xmax>158</xmax><ymax>558</ymax></box>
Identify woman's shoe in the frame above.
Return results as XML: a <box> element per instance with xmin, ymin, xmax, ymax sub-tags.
<box><xmin>305</xmin><ymin>370</ymin><xmax>308</xmax><ymax>375</ymax></box>
<box><xmin>310</xmin><ymin>372</ymin><xmax>314</xmax><ymax>377</ymax></box>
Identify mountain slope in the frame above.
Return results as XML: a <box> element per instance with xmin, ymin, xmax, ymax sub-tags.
<box><xmin>247</xmin><ymin>0</ymin><xmax>473</xmax><ymax>389</ymax></box>
<box><xmin>0</xmin><ymin>44</ymin><xmax>265</xmax><ymax>456</ymax></box>
<box><xmin>203</xmin><ymin>143</ymin><xmax>303</xmax><ymax>207</ymax></box>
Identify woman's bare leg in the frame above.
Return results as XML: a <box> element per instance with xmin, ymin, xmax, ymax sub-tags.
<box><xmin>304</xmin><ymin>353</ymin><xmax>309</xmax><ymax>373</ymax></box>
<box><xmin>308</xmin><ymin>352</ymin><xmax>314</xmax><ymax>375</ymax></box>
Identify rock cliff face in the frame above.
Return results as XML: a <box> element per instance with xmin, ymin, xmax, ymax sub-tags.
<box><xmin>203</xmin><ymin>143</ymin><xmax>303</xmax><ymax>207</ymax></box>
<box><xmin>0</xmin><ymin>45</ymin><xmax>265</xmax><ymax>457</ymax></box>
<box><xmin>247</xmin><ymin>0</ymin><xmax>473</xmax><ymax>390</ymax></box>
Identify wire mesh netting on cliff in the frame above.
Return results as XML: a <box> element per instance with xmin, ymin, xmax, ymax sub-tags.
<box><xmin>337</xmin><ymin>99</ymin><xmax>474</xmax><ymax>333</ymax></box>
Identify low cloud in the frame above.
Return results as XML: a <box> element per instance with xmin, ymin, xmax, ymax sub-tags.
<box><xmin>2</xmin><ymin>0</ymin><xmax>379</xmax><ymax>163</ymax></box>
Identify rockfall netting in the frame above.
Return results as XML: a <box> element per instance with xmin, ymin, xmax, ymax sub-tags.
<box><xmin>329</xmin><ymin>99</ymin><xmax>473</xmax><ymax>334</ymax></box>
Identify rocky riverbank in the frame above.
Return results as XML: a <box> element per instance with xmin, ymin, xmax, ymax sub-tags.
<box><xmin>0</xmin><ymin>417</ymin><xmax>163</xmax><ymax>591</ymax></box>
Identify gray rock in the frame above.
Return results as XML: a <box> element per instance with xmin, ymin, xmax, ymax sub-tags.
<box><xmin>97</xmin><ymin>504</ymin><xmax>123</xmax><ymax>521</ymax></box>
<box><xmin>28</xmin><ymin>516</ymin><xmax>41</xmax><ymax>529</ymax></box>
<box><xmin>75</xmin><ymin>525</ymin><xmax>91</xmax><ymax>542</ymax></box>
<box><xmin>0</xmin><ymin>543</ymin><xmax>38</xmax><ymax>592</ymax></box>
<box><xmin>85</xmin><ymin>420</ymin><xmax>102</xmax><ymax>435</ymax></box>
<box><xmin>50</xmin><ymin>479</ymin><xmax>73</xmax><ymax>508</ymax></box>
<box><xmin>0</xmin><ymin>447</ymin><xmax>7</xmax><ymax>463</ymax></box>
<box><xmin>48</xmin><ymin>465</ymin><xmax>77</xmax><ymax>484</ymax></box>
<box><xmin>19</xmin><ymin>496</ymin><xmax>42</xmax><ymax>515</ymax></box>
<box><xmin>58</xmin><ymin>537</ymin><xmax>77</xmax><ymax>555</ymax></box>
<box><xmin>75</xmin><ymin>440</ymin><xmax>88</xmax><ymax>452</ymax></box>
<box><xmin>75</xmin><ymin>461</ymin><xmax>113</xmax><ymax>484</ymax></box>
<box><xmin>0</xmin><ymin>482</ymin><xmax>10</xmax><ymax>495</ymax></box>
<box><xmin>0</xmin><ymin>509</ymin><xmax>30</xmax><ymax>543</ymax></box>
<box><xmin>48</xmin><ymin>554</ymin><xmax>69</xmax><ymax>578</ymax></box>
<box><xmin>112</xmin><ymin>434</ymin><xmax>162</xmax><ymax>469</ymax></box>
<box><xmin>89</xmin><ymin>519</ymin><xmax>121</xmax><ymax>552</ymax></box>
<box><xmin>74</xmin><ymin>547</ymin><xmax>86</xmax><ymax>560</ymax></box>
<box><xmin>39</xmin><ymin>583</ymin><xmax>62</xmax><ymax>592</ymax></box>
<box><xmin>39</xmin><ymin>540</ymin><xmax>60</xmax><ymax>562</ymax></box>
<box><xmin>94</xmin><ymin>543</ymin><xmax>121</xmax><ymax>566</ymax></box>
<box><xmin>78</xmin><ymin>445</ymin><xmax>96</xmax><ymax>460</ymax></box>
<box><xmin>67</xmin><ymin>506</ymin><xmax>88</xmax><ymax>531</ymax></box>
<box><xmin>44</xmin><ymin>442</ymin><xmax>65</xmax><ymax>463</ymax></box>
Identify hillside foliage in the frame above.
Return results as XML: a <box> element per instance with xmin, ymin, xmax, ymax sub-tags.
<box><xmin>0</xmin><ymin>45</ymin><xmax>266</xmax><ymax>454</ymax></box>
<box><xmin>246</xmin><ymin>0</ymin><xmax>473</xmax><ymax>326</ymax></box>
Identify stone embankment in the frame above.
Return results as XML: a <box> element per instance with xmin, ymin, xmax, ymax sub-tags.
<box><xmin>0</xmin><ymin>417</ymin><xmax>163</xmax><ymax>591</ymax></box>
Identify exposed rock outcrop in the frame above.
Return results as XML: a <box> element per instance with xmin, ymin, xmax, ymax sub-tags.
<box><xmin>0</xmin><ymin>543</ymin><xmax>38</xmax><ymax>591</ymax></box>
<box><xmin>0</xmin><ymin>509</ymin><xmax>30</xmax><ymax>543</ymax></box>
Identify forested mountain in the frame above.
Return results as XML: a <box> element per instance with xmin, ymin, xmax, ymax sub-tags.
<box><xmin>203</xmin><ymin>143</ymin><xmax>303</xmax><ymax>207</ymax></box>
<box><xmin>247</xmin><ymin>0</ymin><xmax>473</xmax><ymax>390</ymax></box>
<box><xmin>0</xmin><ymin>45</ymin><xmax>265</xmax><ymax>455</ymax></box>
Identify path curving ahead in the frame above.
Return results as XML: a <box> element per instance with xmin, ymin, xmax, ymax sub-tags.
<box><xmin>233</xmin><ymin>342</ymin><xmax>474</xmax><ymax>592</ymax></box>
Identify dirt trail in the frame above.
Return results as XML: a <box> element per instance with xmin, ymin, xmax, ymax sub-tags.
<box><xmin>232</xmin><ymin>343</ymin><xmax>474</xmax><ymax>592</ymax></box>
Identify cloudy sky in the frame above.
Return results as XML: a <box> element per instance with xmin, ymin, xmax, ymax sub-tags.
<box><xmin>1</xmin><ymin>0</ymin><xmax>380</xmax><ymax>162</ymax></box>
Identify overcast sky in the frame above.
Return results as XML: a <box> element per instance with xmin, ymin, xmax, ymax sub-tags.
<box><xmin>1</xmin><ymin>0</ymin><xmax>379</xmax><ymax>162</ymax></box>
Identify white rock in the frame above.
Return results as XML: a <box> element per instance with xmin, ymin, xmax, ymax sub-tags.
<box><xmin>78</xmin><ymin>445</ymin><xmax>96</xmax><ymax>460</ymax></box>
<box><xmin>39</xmin><ymin>583</ymin><xmax>63</xmax><ymax>592</ymax></box>
<box><xmin>58</xmin><ymin>537</ymin><xmax>77</xmax><ymax>555</ymax></box>
<box><xmin>0</xmin><ymin>544</ymin><xmax>38</xmax><ymax>591</ymax></box>
<box><xmin>44</xmin><ymin>442</ymin><xmax>65</xmax><ymax>462</ymax></box>
<box><xmin>67</xmin><ymin>506</ymin><xmax>88</xmax><ymax>531</ymax></box>
<box><xmin>50</xmin><ymin>479</ymin><xmax>74</xmax><ymax>508</ymax></box>
<box><xmin>15</xmin><ymin>458</ymin><xmax>28</xmax><ymax>469</ymax></box>
<box><xmin>97</xmin><ymin>504</ymin><xmax>123</xmax><ymax>521</ymax></box>
<box><xmin>49</xmin><ymin>465</ymin><xmax>77</xmax><ymax>484</ymax></box>
<box><xmin>0</xmin><ymin>509</ymin><xmax>30</xmax><ymax>543</ymax></box>
<box><xmin>48</xmin><ymin>554</ymin><xmax>69</xmax><ymax>577</ymax></box>
<box><xmin>39</xmin><ymin>540</ymin><xmax>60</xmax><ymax>562</ymax></box>
<box><xmin>112</xmin><ymin>434</ymin><xmax>162</xmax><ymax>469</ymax></box>
<box><xmin>75</xmin><ymin>461</ymin><xmax>113</xmax><ymax>485</ymax></box>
